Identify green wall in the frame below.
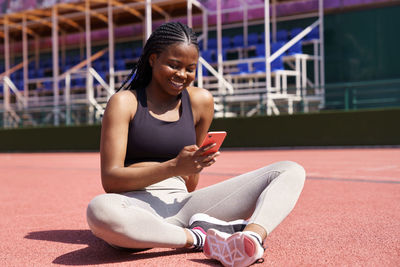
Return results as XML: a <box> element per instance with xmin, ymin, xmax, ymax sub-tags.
<box><xmin>324</xmin><ymin>5</ymin><xmax>400</xmax><ymax>83</ymax></box>
<box><xmin>210</xmin><ymin>108</ymin><xmax>400</xmax><ymax>148</ymax></box>
<box><xmin>0</xmin><ymin>108</ymin><xmax>398</xmax><ymax>152</ymax></box>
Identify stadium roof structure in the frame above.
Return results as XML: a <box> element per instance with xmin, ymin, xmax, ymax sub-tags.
<box><xmin>0</xmin><ymin>0</ymin><xmax>203</xmax><ymax>41</ymax></box>
<box><xmin>0</xmin><ymin>0</ymin><xmax>327</xmax><ymax>127</ymax></box>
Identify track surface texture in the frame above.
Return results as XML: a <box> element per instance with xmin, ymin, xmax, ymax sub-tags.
<box><xmin>1</xmin><ymin>148</ymin><xmax>399</xmax><ymax>266</ymax></box>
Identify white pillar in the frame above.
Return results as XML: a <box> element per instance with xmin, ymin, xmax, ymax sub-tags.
<box><xmin>216</xmin><ymin>0</ymin><xmax>223</xmax><ymax>93</ymax></box>
<box><xmin>52</xmin><ymin>6</ymin><xmax>60</xmax><ymax>126</ymax></box>
<box><xmin>272</xmin><ymin>0</ymin><xmax>277</xmax><ymax>43</ymax></box>
<box><xmin>202</xmin><ymin>9</ymin><xmax>208</xmax><ymax>50</ymax></box>
<box><xmin>264</xmin><ymin>0</ymin><xmax>272</xmax><ymax>115</ymax></box>
<box><xmin>108</xmin><ymin>0</ymin><xmax>115</xmax><ymax>97</ymax></box>
<box><xmin>319</xmin><ymin>0</ymin><xmax>325</xmax><ymax>108</ymax></box>
<box><xmin>86</xmin><ymin>0</ymin><xmax>94</xmax><ymax>124</ymax></box>
<box><xmin>187</xmin><ymin>0</ymin><xmax>192</xmax><ymax>28</ymax></box>
<box><xmin>145</xmin><ymin>0</ymin><xmax>152</xmax><ymax>41</ymax></box>
<box><xmin>243</xmin><ymin>3</ymin><xmax>248</xmax><ymax>47</ymax></box>
<box><xmin>3</xmin><ymin>17</ymin><xmax>10</xmax><ymax>127</ymax></box>
<box><xmin>22</xmin><ymin>15</ymin><xmax>28</xmax><ymax>108</ymax></box>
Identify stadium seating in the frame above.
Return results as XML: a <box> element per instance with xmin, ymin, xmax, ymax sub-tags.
<box><xmin>232</xmin><ymin>35</ymin><xmax>244</xmax><ymax>48</ymax></box>
<box><xmin>287</xmin><ymin>41</ymin><xmax>303</xmax><ymax>55</ymax></box>
<box><xmin>247</xmin><ymin>33</ymin><xmax>260</xmax><ymax>46</ymax></box>
<box><xmin>276</xmin><ymin>29</ymin><xmax>289</xmax><ymax>42</ymax></box>
<box><xmin>231</xmin><ymin>62</ymin><xmax>250</xmax><ymax>75</ymax></box>
<box><xmin>207</xmin><ymin>38</ymin><xmax>217</xmax><ymax>50</ymax></box>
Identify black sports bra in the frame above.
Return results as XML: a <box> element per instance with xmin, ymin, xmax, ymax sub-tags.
<box><xmin>124</xmin><ymin>88</ymin><xmax>196</xmax><ymax>166</ymax></box>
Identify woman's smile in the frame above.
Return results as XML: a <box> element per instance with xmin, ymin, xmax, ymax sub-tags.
<box><xmin>149</xmin><ymin>42</ymin><xmax>198</xmax><ymax>96</ymax></box>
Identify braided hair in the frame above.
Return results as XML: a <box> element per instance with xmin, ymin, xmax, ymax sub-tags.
<box><xmin>117</xmin><ymin>22</ymin><xmax>199</xmax><ymax>92</ymax></box>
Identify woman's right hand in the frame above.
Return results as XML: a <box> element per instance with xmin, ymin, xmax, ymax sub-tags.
<box><xmin>173</xmin><ymin>144</ymin><xmax>220</xmax><ymax>176</ymax></box>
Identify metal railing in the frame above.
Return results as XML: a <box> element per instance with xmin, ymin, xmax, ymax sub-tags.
<box><xmin>324</xmin><ymin>79</ymin><xmax>400</xmax><ymax>111</ymax></box>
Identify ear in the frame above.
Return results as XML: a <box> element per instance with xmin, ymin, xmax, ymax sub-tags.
<box><xmin>149</xmin><ymin>53</ymin><xmax>157</xmax><ymax>67</ymax></box>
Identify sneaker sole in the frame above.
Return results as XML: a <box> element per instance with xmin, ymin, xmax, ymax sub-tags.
<box><xmin>203</xmin><ymin>229</ymin><xmax>264</xmax><ymax>267</ymax></box>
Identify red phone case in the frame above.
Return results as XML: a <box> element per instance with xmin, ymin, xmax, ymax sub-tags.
<box><xmin>201</xmin><ymin>131</ymin><xmax>227</xmax><ymax>155</ymax></box>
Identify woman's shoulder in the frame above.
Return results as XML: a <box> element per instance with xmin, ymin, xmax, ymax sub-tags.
<box><xmin>105</xmin><ymin>89</ymin><xmax>138</xmax><ymax>120</ymax></box>
<box><xmin>186</xmin><ymin>86</ymin><xmax>214</xmax><ymax>107</ymax></box>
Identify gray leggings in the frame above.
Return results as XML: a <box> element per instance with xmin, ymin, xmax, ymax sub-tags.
<box><xmin>86</xmin><ymin>161</ymin><xmax>305</xmax><ymax>249</ymax></box>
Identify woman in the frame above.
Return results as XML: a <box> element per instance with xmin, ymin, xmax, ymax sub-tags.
<box><xmin>86</xmin><ymin>22</ymin><xmax>306</xmax><ymax>267</ymax></box>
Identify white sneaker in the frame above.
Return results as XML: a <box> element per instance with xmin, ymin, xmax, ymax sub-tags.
<box><xmin>189</xmin><ymin>213</ymin><xmax>247</xmax><ymax>234</ymax></box>
<box><xmin>203</xmin><ymin>229</ymin><xmax>265</xmax><ymax>267</ymax></box>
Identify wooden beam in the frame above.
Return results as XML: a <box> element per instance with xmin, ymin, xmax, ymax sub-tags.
<box><xmin>58</xmin><ymin>3</ymin><xmax>108</xmax><ymax>24</ymax></box>
<box><xmin>27</xmin><ymin>9</ymin><xmax>83</xmax><ymax>31</ymax></box>
<box><xmin>91</xmin><ymin>0</ymin><xmax>144</xmax><ymax>20</ymax></box>
<box><xmin>0</xmin><ymin>17</ymin><xmax>36</xmax><ymax>36</ymax></box>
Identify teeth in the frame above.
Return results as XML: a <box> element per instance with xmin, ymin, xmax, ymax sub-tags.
<box><xmin>171</xmin><ymin>80</ymin><xmax>184</xmax><ymax>87</ymax></box>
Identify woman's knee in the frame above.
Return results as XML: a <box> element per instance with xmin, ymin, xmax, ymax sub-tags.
<box><xmin>281</xmin><ymin>160</ymin><xmax>306</xmax><ymax>187</ymax></box>
<box><xmin>86</xmin><ymin>193</ymin><xmax>125</xmax><ymax>231</ymax></box>
<box><xmin>267</xmin><ymin>160</ymin><xmax>306</xmax><ymax>185</ymax></box>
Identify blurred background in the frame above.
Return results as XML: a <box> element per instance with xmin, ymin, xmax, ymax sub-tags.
<box><xmin>0</xmin><ymin>0</ymin><xmax>399</xmax><ymax>150</ymax></box>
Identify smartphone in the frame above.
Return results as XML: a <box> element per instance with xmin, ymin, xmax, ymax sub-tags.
<box><xmin>200</xmin><ymin>131</ymin><xmax>227</xmax><ymax>155</ymax></box>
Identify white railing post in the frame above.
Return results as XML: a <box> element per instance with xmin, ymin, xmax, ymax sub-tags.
<box><xmin>108</xmin><ymin>0</ymin><xmax>115</xmax><ymax>97</ymax></box>
<box><xmin>216</xmin><ymin>0</ymin><xmax>224</xmax><ymax>94</ymax></box>
<box><xmin>264</xmin><ymin>0</ymin><xmax>272</xmax><ymax>115</ymax></box>
<box><xmin>52</xmin><ymin>6</ymin><xmax>60</xmax><ymax>126</ymax></box>
<box><xmin>3</xmin><ymin>16</ymin><xmax>10</xmax><ymax>127</ymax></box>
<box><xmin>65</xmin><ymin>73</ymin><xmax>71</xmax><ymax>125</ymax></box>
<box><xmin>319</xmin><ymin>0</ymin><xmax>325</xmax><ymax>108</ymax></box>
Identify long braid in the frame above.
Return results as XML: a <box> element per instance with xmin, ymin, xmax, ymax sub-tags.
<box><xmin>117</xmin><ymin>22</ymin><xmax>199</xmax><ymax>92</ymax></box>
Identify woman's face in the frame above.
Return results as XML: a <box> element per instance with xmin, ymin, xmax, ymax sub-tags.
<box><xmin>149</xmin><ymin>42</ymin><xmax>199</xmax><ymax>96</ymax></box>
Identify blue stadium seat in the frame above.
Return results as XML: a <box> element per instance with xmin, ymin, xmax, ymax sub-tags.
<box><xmin>36</xmin><ymin>68</ymin><xmax>45</xmax><ymax>78</ymax></box>
<box><xmin>271</xmin><ymin>56</ymin><xmax>284</xmax><ymax>71</ymax></box>
<box><xmin>252</xmin><ymin>57</ymin><xmax>284</xmax><ymax>73</ymax></box>
<box><xmin>134</xmin><ymin>47</ymin><xmax>142</xmax><ymax>58</ymax></box>
<box><xmin>73</xmin><ymin>78</ymin><xmax>86</xmax><ymax>88</ymax></box>
<box><xmin>255</xmin><ymin>44</ymin><xmax>265</xmax><ymax>57</ymax></box>
<box><xmin>290</xmin><ymin>27</ymin><xmax>302</xmax><ymax>39</ymax></box>
<box><xmin>124</xmin><ymin>48</ymin><xmax>134</xmax><ymax>59</ymax></box>
<box><xmin>252</xmin><ymin>61</ymin><xmax>265</xmax><ymax>73</ymax></box>
<box><xmin>287</xmin><ymin>41</ymin><xmax>302</xmax><ymax>55</ymax></box>
<box><xmin>115</xmin><ymin>49</ymin><xmax>124</xmax><ymax>59</ymax></box>
<box><xmin>15</xmin><ymin>80</ymin><xmax>24</xmax><ymax>91</ymax></box>
<box><xmin>207</xmin><ymin>38</ymin><xmax>217</xmax><ymax>50</ymax></box>
<box><xmin>248</xmin><ymin>33</ymin><xmax>259</xmax><ymax>46</ymax></box>
<box><xmin>232</xmin><ymin>35</ymin><xmax>244</xmax><ymax>48</ymax></box>
<box><xmin>276</xmin><ymin>29</ymin><xmax>288</xmax><ymax>42</ymax></box>
<box><xmin>201</xmin><ymin>50</ymin><xmax>215</xmax><ymax>62</ymax></box>
<box><xmin>271</xmin><ymin>41</ymin><xmax>285</xmax><ymax>54</ymax></box>
<box><xmin>42</xmin><ymin>81</ymin><xmax>53</xmax><ymax>91</ymax></box>
<box><xmin>222</xmin><ymin>36</ymin><xmax>231</xmax><ymax>48</ymax></box>
<box><xmin>198</xmin><ymin>39</ymin><xmax>203</xmax><ymax>51</ymax></box>
<box><xmin>232</xmin><ymin>62</ymin><xmax>249</xmax><ymax>74</ymax></box>
<box><xmin>115</xmin><ymin>59</ymin><xmax>126</xmax><ymax>70</ymax></box>
<box><xmin>92</xmin><ymin>60</ymin><xmax>104</xmax><ymax>71</ymax></box>
<box><xmin>304</xmin><ymin>26</ymin><xmax>319</xmax><ymax>40</ymax></box>
<box><xmin>28</xmin><ymin>69</ymin><xmax>36</xmax><ymax>78</ymax></box>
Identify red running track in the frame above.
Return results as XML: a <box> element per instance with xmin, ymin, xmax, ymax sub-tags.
<box><xmin>0</xmin><ymin>148</ymin><xmax>399</xmax><ymax>266</ymax></box>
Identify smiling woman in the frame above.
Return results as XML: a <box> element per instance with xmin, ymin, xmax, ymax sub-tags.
<box><xmin>86</xmin><ymin>21</ymin><xmax>306</xmax><ymax>267</ymax></box>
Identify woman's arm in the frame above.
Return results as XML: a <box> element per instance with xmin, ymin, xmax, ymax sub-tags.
<box><xmin>100</xmin><ymin>90</ymin><xmax>215</xmax><ymax>193</ymax></box>
<box><xmin>185</xmin><ymin>86</ymin><xmax>216</xmax><ymax>192</ymax></box>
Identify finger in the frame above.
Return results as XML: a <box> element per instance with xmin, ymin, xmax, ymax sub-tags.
<box><xmin>185</xmin><ymin>144</ymin><xmax>199</xmax><ymax>152</ymax></box>
<box><xmin>198</xmin><ymin>143</ymin><xmax>216</xmax><ymax>153</ymax></box>
<box><xmin>200</xmin><ymin>151</ymin><xmax>220</xmax><ymax>163</ymax></box>
<box><xmin>204</xmin><ymin>158</ymin><xmax>216</xmax><ymax>167</ymax></box>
